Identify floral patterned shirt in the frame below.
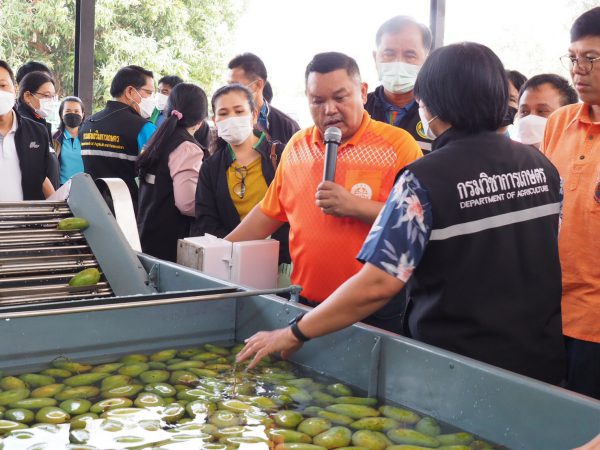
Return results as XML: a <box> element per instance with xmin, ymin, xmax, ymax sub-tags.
<box><xmin>357</xmin><ymin>170</ymin><xmax>432</xmax><ymax>283</ymax></box>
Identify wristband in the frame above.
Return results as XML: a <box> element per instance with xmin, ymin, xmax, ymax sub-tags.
<box><xmin>289</xmin><ymin>313</ymin><xmax>311</xmax><ymax>342</ymax></box>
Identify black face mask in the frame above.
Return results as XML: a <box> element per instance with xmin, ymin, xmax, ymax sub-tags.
<box><xmin>63</xmin><ymin>113</ymin><xmax>83</xmax><ymax>128</ymax></box>
<box><xmin>501</xmin><ymin>106</ymin><xmax>518</xmax><ymax>127</ymax></box>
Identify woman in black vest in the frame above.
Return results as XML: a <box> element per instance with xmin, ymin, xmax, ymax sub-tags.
<box><xmin>137</xmin><ymin>83</ymin><xmax>208</xmax><ymax>262</ymax></box>
<box><xmin>237</xmin><ymin>43</ymin><xmax>565</xmax><ymax>386</ymax></box>
<box><xmin>191</xmin><ymin>84</ymin><xmax>290</xmax><ymax>264</ymax></box>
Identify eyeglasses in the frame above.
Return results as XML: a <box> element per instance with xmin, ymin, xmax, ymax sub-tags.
<box><xmin>33</xmin><ymin>92</ymin><xmax>57</xmax><ymax>101</ymax></box>
<box><xmin>233</xmin><ymin>166</ymin><xmax>247</xmax><ymax>199</ymax></box>
<box><xmin>560</xmin><ymin>55</ymin><xmax>600</xmax><ymax>75</ymax></box>
<box><xmin>137</xmin><ymin>88</ymin><xmax>155</xmax><ymax>97</ymax></box>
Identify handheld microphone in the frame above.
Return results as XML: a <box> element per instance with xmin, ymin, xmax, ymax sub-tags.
<box><xmin>323</xmin><ymin>127</ymin><xmax>342</xmax><ymax>182</ymax></box>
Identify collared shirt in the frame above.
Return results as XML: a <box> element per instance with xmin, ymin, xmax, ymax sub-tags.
<box><xmin>375</xmin><ymin>87</ymin><xmax>416</xmax><ymax>127</ymax></box>
<box><xmin>59</xmin><ymin>129</ymin><xmax>84</xmax><ymax>184</ymax></box>
<box><xmin>0</xmin><ymin>110</ymin><xmax>23</xmax><ymax>201</ymax></box>
<box><xmin>259</xmin><ymin>111</ymin><xmax>422</xmax><ymax>301</ymax></box>
<box><xmin>258</xmin><ymin>101</ymin><xmax>269</xmax><ymax>133</ymax></box>
<box><xmin>542</xmin><ymin>102</ymin><xmax>600</xmax><ymax>343</ymax></box>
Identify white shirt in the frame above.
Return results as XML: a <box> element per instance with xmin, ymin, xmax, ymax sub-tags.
<box><xmin>0</xmin><ymin>110</ymin><xmax>23</xmax><ymax>201</ymax></box>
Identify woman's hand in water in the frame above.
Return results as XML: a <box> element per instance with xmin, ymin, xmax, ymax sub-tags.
<box><xmin>236</xmin><ymin>327</ymin><xmax>303</xmax><ymax>369</ymax></box>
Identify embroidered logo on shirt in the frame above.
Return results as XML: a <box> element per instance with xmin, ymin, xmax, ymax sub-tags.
<box><xmin>351</xmin><ymin>183</ymin><xmax>373</xmax><ymax>199</ymax></box>
<box><xmin>29</xmin><ymin>141</ymin><xmax>40</xmax><ymax>149</ymax></box>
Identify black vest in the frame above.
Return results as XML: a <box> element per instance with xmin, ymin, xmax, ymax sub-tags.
<box><xmin>365</xmin><ymin>86</ymin><xmax>433</xmax><ymax>154</ymax></box>
<box><xmin>80</xmin><ymin>101</ymin><xmax>149</xmax><ymax>206</ymax></box>
<box><xmin>405</xmin><ymin>129</ymin><xmax>565</xmax><ymax>384</ymax></box>
<box><xmin>12</xmin><ymin>110</ymin><xmax>50</xmax><ymax>200</ymax></box>
<box><xmin>137</xmin><ymin>127</ymin><xmax>199</xmax><ymax>262</ymax></box>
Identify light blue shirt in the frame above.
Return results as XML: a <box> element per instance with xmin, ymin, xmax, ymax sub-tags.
<box><xmin>59</xmin><ymin>130</ymin><xmax>84</xmax><ymax>184</ymax></box>
<box><xmin>137</xmin><ymin>122</ymin><xmax>157</xmax><ymax>152</ymax></box>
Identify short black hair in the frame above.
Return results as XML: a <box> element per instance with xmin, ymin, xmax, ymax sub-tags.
<box><xmin>18</xmin><ymin>71</ymin><xmax>55</xmax><ymax>104</ymax></box>
<box><xmin>571</xmin><ymin>7</ymin><xmax>600</xmax><ymax>41</ymax></box>
<box><xmin>414</xmin><ymin>42</ymin><xmax>508</xmax><ymax>133</ymax></box>
<box><xmin>0</xmin><ymin>60</ymin><xmax>15</xmax><ymax>84</ymax></box>
<box><xmin>376</xmin><ymin>15</ymin><xmax>432</xmax><ymax>52</ymax></box>
<box><xmin>16</xmin><ymin>61</ymin><xmax>51</xmax><ymax>84</ymax></box>
<box><xmin>211</xmin><ymin>83</ymin><xmax>256</xmax><ymax>115</ymax></box>
<box><xmin>305</xmin><ymin>52</ymin><xmax>361</xmax><ymax>84</ymax></box>
<box><xmin>110</xmin><ymin>65</ymin><xmax>154</xmax><ymax>98</ymax></box>
<box><xmin>506</xmin><ymin>70</ymin><xmax>527</xmax><ymax>92</ymax></box>
<box><xmin>519</xmin><ymin>73</ymin><xmax>579</xmax><ymax>106</ymax></box>
<box><xmin>158</xmin><ymin>75</ymin><xmax>184</xmax><ymax>89</ymax></box>
<box><xmin>263</xmin><ymin>80</ymin><xmax>273</xmax><ymax>103</ymax></box>
<box><xmin>228</xmin><ymin>53</ymin><xmax>268</xmax><ymax>82</ymax></box>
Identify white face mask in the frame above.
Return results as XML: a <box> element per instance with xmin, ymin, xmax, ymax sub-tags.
<box><xmin>216</xmin><ymin>115</ymin><xmax>253</xmax><ymax>145</ymax></box>
<box><xmin>134</xmin><ymin>89</ymin><xmax>156</xmax><ymax>119</ymax></box>
<box><xmin>0</xmin><ymin>90</ymin><xmax>15</xmax><ymax>115</ymax></box>
<box><xmin>514</xmin><ymin>114</ymin><xmax>547</xmax><ymax>146</ymax></box>
<box><xmin>36</xmin><ymin>97</ymin><xmax>58</xmax><ymax>119</ymax></box>
<box><xmin>418</xmin><ymin>106</ymin><xmax>438</xmax><ymax>140</ymax></box>
<box><xmin>155</xmin><ymin>93</ymin><xmax>168</xmax><ymax>111</ymax></box>
<box><xmin>376</xmin><ymin>61</ymin><xmax>421</xmax><ymax>94</ymax></box>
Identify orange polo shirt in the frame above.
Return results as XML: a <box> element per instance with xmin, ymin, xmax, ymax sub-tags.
<box><xmin>542</xmin><ymin>103</ymin><xmax>600</xmax><ymax>343</ymax></box>
<box><xmin>260</xmin><ymin>111</ymin><xmax>422</xmax><ymax>301</ymax></box>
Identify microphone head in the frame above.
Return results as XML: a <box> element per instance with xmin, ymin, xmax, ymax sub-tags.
<box><xmin>324</xmin><ymin>127</ymin><xmax>342</xmax><ymax>144</ymax></box>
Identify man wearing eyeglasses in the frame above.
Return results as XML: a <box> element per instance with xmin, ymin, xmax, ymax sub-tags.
<box><xmin>542</xmin><ymin>6</ymin><xmax>600</xmax><ymax>400</ymax></box>
<box><xmin>80</xmin><ymin>65</ymin><xmax>157</xmax><ymax>211</ymax></box>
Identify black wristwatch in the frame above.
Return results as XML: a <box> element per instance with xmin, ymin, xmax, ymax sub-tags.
<box><xmin>289</xmin><ymin>313</ymin><xmax>311</xmax><ymax>342</ymax></box>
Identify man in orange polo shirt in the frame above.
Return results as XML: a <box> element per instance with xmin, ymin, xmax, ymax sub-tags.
<box><xmin>542</xmin><ymin>7</ymin><xmax>600</xmax><ymax>400</ymax></box>
<box><xmin>226</xmin><ymin>52</ymin><xmax>421</xmax><ymax>326</ymax></box>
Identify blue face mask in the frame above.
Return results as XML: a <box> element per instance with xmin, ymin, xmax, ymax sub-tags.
<box><xmin>418</xmin><ymin>106</ymin><xmax>438</xmax><ymax>140</ymax></box>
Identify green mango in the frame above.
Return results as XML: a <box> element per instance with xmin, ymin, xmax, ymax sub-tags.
<box><xmin>60</xmin><ymin>398</ymin><xmax>92</xmax><ymax>415</ymax></box>
<box><xmin>386</xmin><ymin>446</ymin><xmax>437</xmax><ymax>450</ymax></box>
<box><xmin>150</xmin><ymin>349</ymin><xmax>178</xmax><ymax>361</ymax></box>
<box><xmin>101</xmin><ymin>384</ymin><xmax>143</xmax><ymax>399</ymax></box>
<box><xmin>269</xmin><ymin>428</ymin><xmax>313</xmax><ymax>444</ymax></box>
<box><xmin>438</xmin><ymin>446</ymin><xmax>472</xmax><ymax>450</ymax></box>
<box><xmin>91</xmin><ymin>363</ymin><xmax>124</xmax><ymax>373</ymax></box>
<box><xmin>313</xmin><ymin>426</ymin><xmax>353</xmax><ymax>449</ymax></box>
<box><xmin>69</xmin><ymin>428</ymin><xmax>91</xmax><ymax>444</ymax></box>
<box><xmin>19</xmin><ymin>373</ymin><xmax>55</xmax><ymax>387</ymax></box>
<box><xmin>335</xmin><ymin>397</ymin><xmax>378</xmax><ymax>406</ymax></box>
<box><xmin>249</xmin><ymin>396</ymin><xmax>279</xmax><ymax>411</ymax></box>
<box><xmin>190</xmin><ymin>352</ymin><xmax>221</xmax><ymax>361</ymax></box>
<box><xmin>326</xmin><ymin>384</ymin><xmax>353</xmax><ymax>397</ymax></box>
<box><xmin>311</xmin><ymin>391</ymin><xmax>337</xmax><ymax>406</ymax></box>
<box><xmin>119</xmin><ymin>354</ymin><xmax>148</xmax><ymax>364</ymax></box>
<box><xmin>64</xmin><ymin>372</ymin><xmax>109</xmax><ymax>387</ymax></box>
<box><xmin>35</xmin><ymin>406</ymin><xmax>70</xmax><ymax>424</ymax></box>
<box><xmin>274</xmin><ymin>410</ymin><xmax>304</xmax><ymax>428</ymax></box>
<box><xmin>276</xmin><ymin>385</ymin><xmax>313</xmax><ymax>403</ymax></box>
<box><xmin>118</xmin><ymin>363</ymin><xmax>149</xmax><ymax>377</ymax></box>
<box><xmin>186</xmin><ymin>400</ymin><xmax>217</xmax><ymax>418</ymax></box>
<box><xmin>4</xmin><ymin>408</ymin><xmax>34</xmax><ymax>424</ymax></box>
<box><xmin>55</xmin><ymin>386</ymin><xmax>100</xmax><ymax>400</ymax></box>
<box><xmin>415</xmin><ymin>417</ymin><xmax>441</xmax><ymax>437</ymax></box>
<box><xmin>177</xmin><ymin>347</ymin><xmax>204</xmax><ymax>358</ymax></box>
<box><xmin>139</xmin><ymin>370</ymin><xmax>170</xmax><ymax>384</ymax></box>
<box><xmin>298</xmin><ymin>417</ymin><xmax>332</xmax><ymax>437</ymax></box>
<box><xmin>275</xmin><ymin>445</ymin><xmax>328</xmax><ymax>450</ymax></box>
<box><xmin>209</xmin><ymin>410</ymin><xmax>242</xmax><ymax>428</ymax></box>
<box><xmin>303</xmin><ymin>406</ymin><xmax>324</xmax><ymax>417</ymax></box>
<box><xmin>437</xmin><ymin>433</ymin><xmax>474</xmax><ymax>446</ymax></box>
<box><xmin>51</xmin><ymin>361</ymin><xmax>92</xmax><ymax>373</ymax></box>
<box><xmin>336</xmin><ymin>447</ymin><xmax>371</xmax><ymax>450</ymax></box>
<box><xmin>219</xmin><ymin>399</ymin><xmax>254</xmax><ymax>413</ymax></box>
<box><xmin>351</xmin><ymin>430</ymin><xmax>392</xmax><ymax>450</ymax></box>
<box><xmin>326</xmin><ymin>405</ymin><xmax>380</xmax><ymax>420</ymax></box>
<box><xmin>204</xmin><ymin>363</ymin><xmax>232</xmax><ymax>372</ymax></box>
<box><xmin>351</xmin><ymin>417</ymin><xmax>400</xmax><ymax>431</ymax></box>
<box><xmin>167</xmin><ymin>361</ymin><xmax>206</xmax><ymax>371</ymax></box>
<box><xmin>98</xmin><ymin>417</ymin><xmax>124</xmax><ymax>431</ymax></box>
<box><xmin>101</xmin><ymin>374</ymin><xmax>132</xmax><ymax>391</ymax></box>
<box><xmin>148</xmin><ymin>361</ymin><xmax>167</xmax><ymax>370</ymax></box>
<box><xmin>40</xmin><ymin>368</ymin><xmax>72</xmax><ymax>378</ymax></box>
<box><xmin>31</xmin><ymin>383</ymin><xmax>65</xmax><ymax>398</ymax></box>
<box><xmin>69</xmin><ymin>268</ymin><xmax>101</xmax><ymax>287</ymax></box>
<box><xmin>134</xmin><ymin>392</ymin><xmax>165</xmax><ymax>408</ymax></box>
<box><xmin>57</xmin><ymin>217</ymin><xmax>89</xmax><ymax>231</ymax></box>
<box><xmin>90</xmin><ymin>397</ymin><xmax>133</xmax><ymax>413</ymax></box>
<box><xmin>160</xmin><ymin>402</ymin><xmax>186</xmax><ymax>423</ymax></box>
<box><xmin>387</xmin><ymin>428</ymin><xmax>440</xmax><ymax>447</ymax></box>
<box><xmin>189</xmin><ymin>368</ymin><xmax>219</xmax><ymax>378</ymax></box>
<box><xmin>204</xmin><ymin>344</ymin><xmax>230</xmax><ymax>355</ymax></box>
<box><xmin>70</xmin><ymin>412</ymin><xmax>98</xmax><ymax>430</ymax></box>
<box><xmin>9</xmin><ymin>397</ymin><xmax>57</xmax><ymax>410</ymax></box>
<box><xmin>230</xmin><ymin>344</ymin><xmax>245</xmax><ymax>354</ymax></box>
<box><xmin>0</xmin><ymin>419</ymin><xmax>27</xmax><ymax>434</ymax></box>
<box><xmin>0</xmin><ymin>389</ymin><xmax>30</xmax><ymax>406</ymax></box>
<box><xmin>0</xmin><ymin>376</ymin><xmax>27</xmax><ymax>390</ymax></box>
<box><xmin>170</xmin><ymin>370</ymin><xmax>200</xmax><ymax>386</ymax></box>
<box><xmin>166</xmin><ymin>358</ymin><xmax>185</xmax><ymax>365</ymax></box>
<box><xmin>379</xmin><ymin>406</ymin><xmax>421</xmax><ymax>424</ymax></box>
<box><xmin>176</xmin><ymin>388</ymin><xmax>217</xmax><ymax>402</ymax></box>
<box><xmin>145</xmin><ymin>382</ymin><xmax>176</xmax><ymax>398</ymax></box>
<box><xmin>318</xmin><ymin>410</ymin><xmax>355</xmax><ymax>426</ymax></box>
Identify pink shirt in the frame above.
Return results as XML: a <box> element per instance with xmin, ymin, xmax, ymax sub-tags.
<box><xmin>168</xmin><ymin>141</ymin><xmax>203</xmax><ymax>216</ymax></box>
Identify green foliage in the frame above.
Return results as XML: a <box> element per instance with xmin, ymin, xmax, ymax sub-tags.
<box><xmin>0</xmin><ymin>0</ymin><xmax>242</xmax><ymax>111</ymax></box>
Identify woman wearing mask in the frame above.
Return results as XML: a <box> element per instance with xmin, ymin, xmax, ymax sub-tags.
<box><xmin>52</xmin><ymin>96</ymin><xmax>85</xmax><ymax>184</ymax></box>
<box><xmin>136</xmin><ymin>83</ymin><xmax>208</xmax><ymax>263</ymax></box>
<box><xmin>0</xmin><ymin>60</ymin><xmax>53</xmax><ymax>200</ymax></box>
<box><xmin>17</xmin><ymin>71</ymin><xmax>60</xmax><ymax>188</ymax></box>
<box><xmin>191</xmin><ymin>84</ymin><xmax>290</xmax><ymax>264</ymax></box>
